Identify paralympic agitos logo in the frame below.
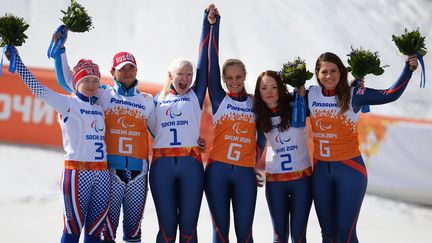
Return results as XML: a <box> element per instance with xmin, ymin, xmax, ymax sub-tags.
<box><xmin>315</xmin><ymin>118</ymin><xmax>332</xmax><ymax>131</ymax></box>
<box><xmin>275</xmin><ymin>134</ymin><xmax>291</xmax><ymax>145</ymax></box>
<box><xmin>165</xmin><ymin>106</ymin><xmax>182</xmax><ymax>118</ymax></box>
<box><xmin>117</xmin><ymin>117</ymin><xmax>136</xmax><ymax>128</ymax></box>
<box><xmin>91</xmin><ymin>120</ymin><xmax>104</xmax><ymax>133</ymax></box>
<box><xmin>232</xmin><ymin>122</ymin><xmax>248</xmax><ymax>134</ymax></box>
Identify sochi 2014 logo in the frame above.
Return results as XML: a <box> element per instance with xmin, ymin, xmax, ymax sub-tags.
<box><xmin>275</xmin><ymin>134</ymin><xmax>291</xmax><ymax>145</ymax></box>
<box><xmin>165</xmin><ymin>106</ymin><xmax>182</xmax><ymax>119</ymax></box>
<box><xmin>117</xmin><ymin>117</ymin><xmax>136</xmax><ymax>128</ymax></box>
<box><xmin>91</xmin><ymin>120</ymin><xmax>104</xmax><ymax>132</ymax></box>
<box><xmin>232</xmin><ymin>122</ymin><xmax>248</xmax><ymax>135</ymax></box>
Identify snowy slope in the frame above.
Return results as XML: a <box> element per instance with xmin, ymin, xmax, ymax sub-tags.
<box><xmin>1</xmin><ymin>143</ymin><xmax>432</xmax><ymax>242</ymax></box>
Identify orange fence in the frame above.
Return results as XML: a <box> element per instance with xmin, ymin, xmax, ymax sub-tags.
<box><xmin>1</xmin><ymin>66</ymin><xmax>67</xmax><ymax>146</ymax></box>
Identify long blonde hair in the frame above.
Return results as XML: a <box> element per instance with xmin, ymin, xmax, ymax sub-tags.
<box><xmin>222</xmin><ymin>58</ymin><xmax>247</xmax><ymax>78</ymax></box>
<box><xmin>159</xmin><ymin>58</ymin><xmax>194</xmax><ymax>101</ymax></box>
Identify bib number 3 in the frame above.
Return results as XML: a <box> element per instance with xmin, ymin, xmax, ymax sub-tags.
<box><xmin>95</xmin><ymin>142</ymin><xmax>104</xmax><ymax>160</ymax></box>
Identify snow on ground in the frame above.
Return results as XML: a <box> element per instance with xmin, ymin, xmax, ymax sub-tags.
<box><xmin>1</xmin><ymin>143</ymin><xmax>431</xmax><ymax>243</ymax></box>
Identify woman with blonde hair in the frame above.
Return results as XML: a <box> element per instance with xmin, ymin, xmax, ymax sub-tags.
<box><xmin>147</xmin><ymin>5</ymin><xmax>220</xmax><ymax>242</ymax></box>
<box><xmin>204</xmin><ymin>6</ymin><xmax>266</xmax><ymax>242</ymax></box>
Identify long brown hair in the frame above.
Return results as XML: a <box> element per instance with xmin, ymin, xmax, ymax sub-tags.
<box><xmin>254</xmin><ymin>70</ymin><xmax>292</xmax><ymax>133</ymax></box>
<box><xmin>315</xmin><ymin>52</ymin><xmax>351</xmax><ymax>114</ymax></box>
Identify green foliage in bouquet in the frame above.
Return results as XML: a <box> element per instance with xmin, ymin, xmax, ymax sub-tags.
<box><xmin>392</xmin><ymin>28</ymin><xmax>427</xmax><ymax>56</ymax></box>
<box><xmin>0</xmin><ymin>13</ymin><xmax>29</xmax><ymax>47</ymax></box>
<box><xmin>346</xmin><ymin>46</ymin><xmax>388</xmax><ymax>79</ymax></box>
<box><xmin>279</xmin><ymin>57</ymin><xmax>313</xmax><ymax>88</ymax></box>
<box><xmin>61</xmin><ymin>0</ymin><xmax>93</xmax><ymax>32</ymax></box>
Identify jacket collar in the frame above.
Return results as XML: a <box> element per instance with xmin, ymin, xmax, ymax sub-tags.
<box><xmin>228</xmin><ymin>88</ymin><xmax>248</xmax><ymax>101</ymax></box>
<box><xmin>113</xmin><ymin>79</ymin><xmax>139</xmax><ymax>96</ymax></box>
<box><xmin>76</xmin><ymin>91</ymin><xmax>98</xmax><ymax>105</ymax></box>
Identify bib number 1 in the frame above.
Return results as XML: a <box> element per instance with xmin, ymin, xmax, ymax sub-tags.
<box><xmin>169</xmin><ymin>128</ymin><xmax>182</xmax><ymax>146</ymax></box>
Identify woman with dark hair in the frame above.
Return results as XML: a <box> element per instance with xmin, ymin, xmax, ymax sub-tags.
<box><xmin>310</xmin><ymin>52</ymin><xmax>418</xmax><ymax>243</ymax></box>
<box><xmin>254</xmin><ymin>70</ymin><xmax>312</xmax><ymax>243</ymax></box>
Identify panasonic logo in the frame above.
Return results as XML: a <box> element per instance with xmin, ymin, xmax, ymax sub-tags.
<box><xmin>110</xmin><ymin>98</ymin><xmax>146</xmax><ymax>110</ymax></box>
<box><xmin>226</xmin><ymin>104</ymin><xmax>253</xmax><ymax>113</ymax></box>
<box><xmin>80</xmin><ymin>109</ymin><xmax>103</xmax><ymax>116</ymax></box>
<box><xmin>311</xmin><ymin>101</ymin><xmax>338</xmax><ymax>108</ymax></box>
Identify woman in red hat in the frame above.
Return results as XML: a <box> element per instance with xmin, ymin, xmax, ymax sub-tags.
<box><xmin>5</xmin><ymin>48</ymin><xmax>111</xmax><ymax>243</ymax></box>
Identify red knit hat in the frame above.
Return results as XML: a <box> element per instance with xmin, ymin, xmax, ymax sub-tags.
<box><xmin>72</xmin><ymin>59</ymin><xmax>101</xmax><ymax>90</ymax></box>
<box><xmin>111</xmin><ymin>52</ymin><xmax>137</xmax><ymax>70</ymax></box>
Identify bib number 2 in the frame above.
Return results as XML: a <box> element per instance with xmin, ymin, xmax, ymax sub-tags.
<box><xmin>280</xmin><ymin>153</ymin><xmax>292</xmax><ymax>171</ymax></box>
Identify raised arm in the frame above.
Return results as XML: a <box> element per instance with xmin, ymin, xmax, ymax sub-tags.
<box><xmin>50</xmin><ymin>28</ymin><xmax>74</xmax><ymax>93</ymax></box>
<box><xmin>207</xmin><ymin>5</ymin><xmax>225</xmax><ymax>114</ymax></box>
<box><xmin>352</xmin><ymin>56</ymin><xmax>418</xmax><ymax>112</ymax></box>
<box><xmin>54</xmin><ymin>47</ymin><xmax>74</xmax><ymax>93</ymax></box>
<box><xmin>192</xmin><ymin>7</ymin><xmax>213</xmax><ymax>108</ymax></box>
<box><xmin>12</xmin><ymin>53</ymin><xmax>70</xmax><ymax>115</ymax></box>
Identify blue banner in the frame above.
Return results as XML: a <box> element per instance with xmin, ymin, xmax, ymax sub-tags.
<box><xmin>291</xmin><ymin>91</ymin><xmax>306</xmax><ymax>127</ymax></box>
<box><xmin>416</xmin><ymin>53</ymin><xmax>426</xmax><ymax>88</ymax></box>
<box><xmin>0</xmin><ymin>45</ymin><xmax>17</xmax><ymax>75</ymax></box>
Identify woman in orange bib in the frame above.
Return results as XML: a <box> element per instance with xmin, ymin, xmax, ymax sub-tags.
<box><xmin>309</xmin><ymin>52</ymin><xmax>418</xmax><ymax>243</ymax></box>
<box><xmin>205</xmin><ymin>6</ymin><xmax>266</xmax><ymax>242</ymax></box>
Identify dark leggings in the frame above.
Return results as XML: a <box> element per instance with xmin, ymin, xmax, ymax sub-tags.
<box><xmin>265</xmin><ymin>176</ymin><xmax>312</xmax><ymax>243</ymax></box>
<box><xmin>149</xmin><ymin>156</ymin><xmax>204</xmax><ymax>243</ymax></box>
<box><xmin>205</xmin><ymin>161</ymin><xmax>257</xmax><ymax>243</ymax></box>
<box><xmin>313</xmin><ymin>156</ymin><xmax>368</xmax><ymax>243</ymax></box>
